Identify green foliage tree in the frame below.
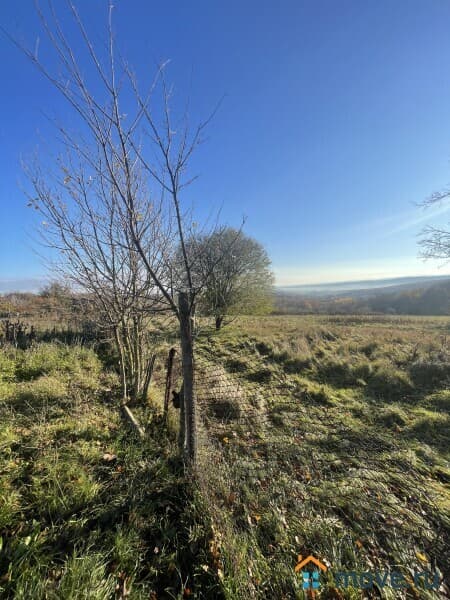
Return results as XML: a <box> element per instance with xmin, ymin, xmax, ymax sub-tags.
<box><xmin>189</xmin><ymin>228</ymin><xmax>274</xmax><ymax>329</ymax></box>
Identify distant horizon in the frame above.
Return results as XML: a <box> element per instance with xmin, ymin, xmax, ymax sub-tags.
<box><xmin>2</xmin><ymin>272</ymin><xmax>450</xmax><ymax>295</ymax></box>
<box><xmin>278</xmin><ymin>273</ymin><xmax>450</xmax><ymax>289</ymax></box>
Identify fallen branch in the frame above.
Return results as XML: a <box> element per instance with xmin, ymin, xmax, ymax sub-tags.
<box><xmin>120</xmin><ymin>403</ymin><xmax>146</xmax><ymax>438</ymax></box>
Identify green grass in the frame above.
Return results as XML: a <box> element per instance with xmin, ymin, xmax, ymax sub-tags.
<box><xmin>194</xmin><ymin>315</ymin><xmax>450</xmax><ymax>598</ymax></box>
<box><xmin>0</xmin><ymin>343</ymin><xmax>221</xmax><ymax>599</ymax></box>
<box><xmin>1</xmin><ymin>316</ymin><xmax>449</xmax><ymax>599</ymax></box>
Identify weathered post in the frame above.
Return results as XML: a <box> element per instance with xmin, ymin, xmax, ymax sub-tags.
<box><xmin>142</xmin><ymin>354</ymin><xmax>156</xmax><ymax>401</ymax></box>
<box><xmin>163</xmin><ymin>348</ymin><xmax>177</xmax><ymax>422</ymax></box>
<box><xmin>178</xmin><ymin>291</ymin><xmax>197</xmax><ymax>468</ymax></box>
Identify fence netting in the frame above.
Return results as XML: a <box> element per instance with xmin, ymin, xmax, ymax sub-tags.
<box><xmin>189</xmin><ymin>336</ymin><xmax>449</xmax><ymax>596</ymax></box>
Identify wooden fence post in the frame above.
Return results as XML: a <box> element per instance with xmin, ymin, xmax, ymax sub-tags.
<box><xmin>178</xmin><ymin>291</ymin><xmax>197</xmax><ymax>468</ymax></box>
<box><xmin>142</xmin><ymin>354</ymin><xmax>156</xmax><ymax>401</ymax></box>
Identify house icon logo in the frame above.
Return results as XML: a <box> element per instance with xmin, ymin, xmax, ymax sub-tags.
<box><xmin>294</xmin><ymin>555</ymin><xmax>327</xmax><ymax>594</ymax></box>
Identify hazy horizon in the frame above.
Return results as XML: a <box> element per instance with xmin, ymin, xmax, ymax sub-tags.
<box><xmin>2</xmin><ymin>272</ymin><xmax>450</xmax><ymax>295</ymax></box>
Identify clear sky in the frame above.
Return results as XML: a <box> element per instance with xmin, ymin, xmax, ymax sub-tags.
<box><xmin>1</xmin><ymin>0</ymin><xmax>450</xmax><ymax>289</ymax></box>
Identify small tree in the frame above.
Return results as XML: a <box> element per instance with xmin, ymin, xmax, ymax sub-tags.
<box><xmin>12</xmin><ymin>0</ymin><xmax>224</xmax><ymax>467</ymax></box>
<box><xmin>27</xmin><ymin>159</ymin><xmax>164</xmax><ymax>403</ymax></box>
<box><xmin>188</xmin><ymin>228</ymin><xmax>274</xmax><ymax>329</ymax></box>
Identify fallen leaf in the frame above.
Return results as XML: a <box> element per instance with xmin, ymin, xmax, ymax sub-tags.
<box><xmin>415</xmin><ymin>551</ymin><xmax>427</xmax><ymax>564</ymax></box>
<box><xmin>102</xmin><ymin>452</ymin><xmax>117</xmax><ymax>462</ymax></box>
<box><xmin>226</xmin><ymin>492</ymin><xmax>236</xmax><ymax>505</ymax></box>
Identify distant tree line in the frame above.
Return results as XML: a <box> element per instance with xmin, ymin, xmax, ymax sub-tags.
<box><xmin>275</xmin><ymin>280</ymin><xmax>450</xmax><ymax>316</ymax></box>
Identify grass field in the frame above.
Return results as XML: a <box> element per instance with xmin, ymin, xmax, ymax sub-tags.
<box><xmin>0</xmin><ymin>315</ymin><xmax>449</xmax><ymax>598</ymax></box>
<box><xmin>0</xmin><ymin>343</ymin><xmax>220</xmax><ymax>599</ymax></box>
<box><xmin>194</xmin><ymin>315</ymin><xmax>450</xmax><ymax>598</ymax></box>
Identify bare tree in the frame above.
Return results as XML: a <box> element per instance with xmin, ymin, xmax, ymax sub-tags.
<box><xmin>11</xmin><ymin>0</ymin><xmax>223</xmax><ymax>466</ymax></box>
<box><xmin>26</xmin><ymin>156</ymin><xmax>164</xmax><ymax>403</ymax></box>
<box><xmin>419</xmin><ymin>190</ymin><xmax>450</xmax><ymax>262</ymax></box>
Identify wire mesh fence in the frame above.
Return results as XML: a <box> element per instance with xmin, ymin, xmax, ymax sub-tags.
<box><xmin>188</xmin><ymin>336</ymin><xmax>449</xmax><ymax>594</ymax></box>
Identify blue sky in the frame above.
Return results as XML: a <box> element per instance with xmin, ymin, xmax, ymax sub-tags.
<box><xmin>1</xmin><ymin>0</ymin><xmax>450</xmax><ymax>289</ymax></box>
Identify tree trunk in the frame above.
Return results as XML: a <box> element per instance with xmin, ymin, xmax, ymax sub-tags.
<box><xmin>178</xmin><ymin>291</ymin><xmax>197</xmax><ymax>468</ymax></box>
<box><xmin>132</xmin><ymin>316</ymin><xmax>141</xmax><ymax>401</ymax></box>
<box><xmin>178</xmin><ymin>383</ymin><xmax>185</xmax><ymax>455</ymax></box>
<box><xmin>163</xmin><ymin>347</ymin><xmax>177</xmax><ymax>422</ymax></box>
<box><xmin>113</xmin><ymin>325</ymin><xmax>127</xmax><ymax>401</ymax></box>
<box><xmin>141</xmin><ymin>354</ymin><xmax>156</xmax><ymax>402</ymax></box>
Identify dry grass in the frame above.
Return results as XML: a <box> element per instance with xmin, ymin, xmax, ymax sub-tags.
<box><xmin>1</xmin><ymin>315</ymin><xmax>449</xmax><ymax>599</ymax></box>
<box><xmin>193</xmin><ymin>315</ymin><xmax>450</xmax><ymax>599</ymax></box>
